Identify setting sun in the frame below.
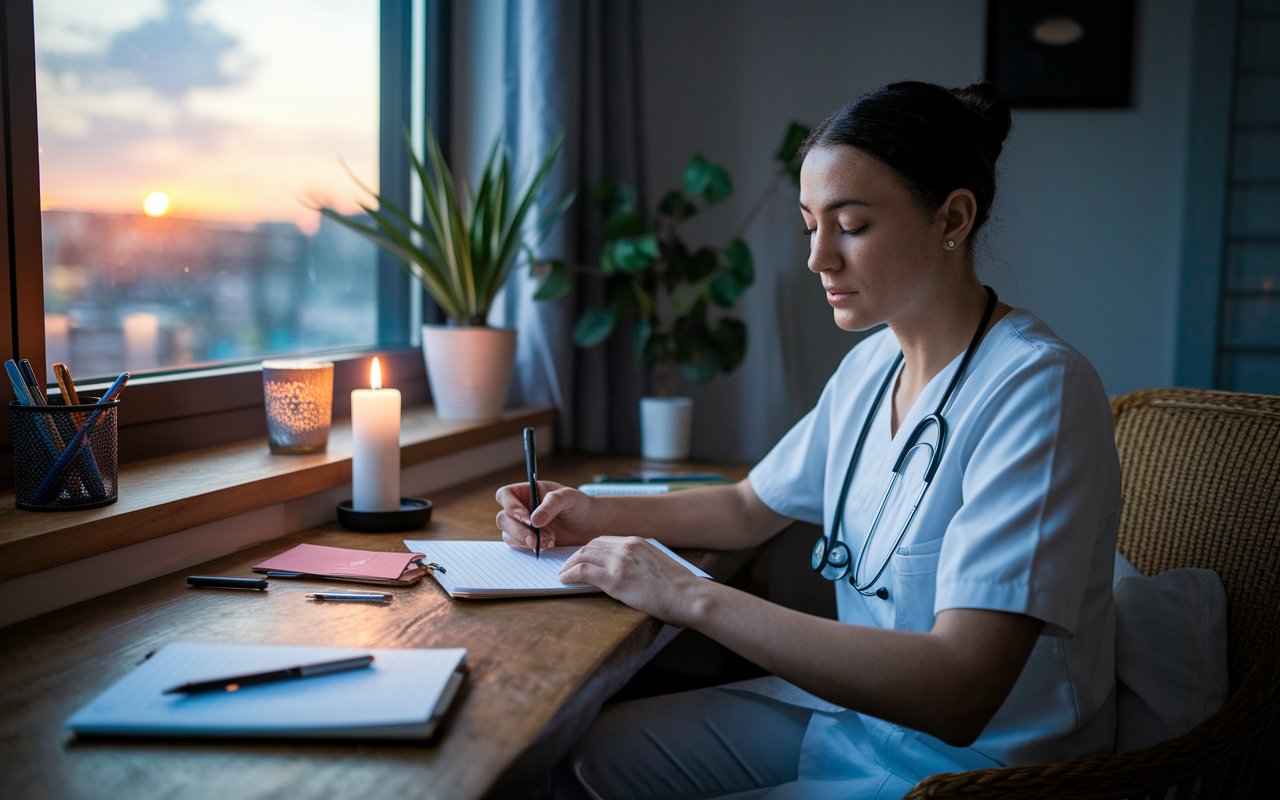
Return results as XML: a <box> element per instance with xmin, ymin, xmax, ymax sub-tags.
<box><xmin>143</xmin><ymin>192</ymin><xmax>169</xmax><ymax>216</ymax></box>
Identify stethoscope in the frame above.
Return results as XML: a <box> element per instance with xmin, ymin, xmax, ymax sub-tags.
<box><xmin>811</xmin><ymin>286</ymin><xmax>998</xmax><ymax>597</ymax></box>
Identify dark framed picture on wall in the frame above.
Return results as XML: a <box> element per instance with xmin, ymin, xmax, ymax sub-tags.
<box><xmin>986</xmin><ymin>0</ymin><xmax>1136</xmax><ymax>108</ymax></box>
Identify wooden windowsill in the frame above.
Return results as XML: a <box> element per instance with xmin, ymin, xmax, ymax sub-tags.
<box><xmin>0</xmin><ymin>406</ymin><xmax>556</xmax><ymax>582</ymax></box>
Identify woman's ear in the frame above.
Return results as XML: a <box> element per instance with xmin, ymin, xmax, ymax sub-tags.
<box><xmin>938</xmin><ymin>188</ymin><xmax>978</xmax><ymax>251</ymax></box>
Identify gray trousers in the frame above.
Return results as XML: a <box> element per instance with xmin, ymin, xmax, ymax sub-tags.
<box><xmin>551</xmin><ymin>687</ymin><xmax>869</xmax><ymax>800</ymax></box>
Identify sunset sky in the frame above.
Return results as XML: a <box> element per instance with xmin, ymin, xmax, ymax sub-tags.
<box><xmin>34</xmin><ymin>0</ymin><xmax>378</xmax><ymax>233</ymax></box>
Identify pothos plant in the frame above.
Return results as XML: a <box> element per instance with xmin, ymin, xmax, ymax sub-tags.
<box><xmin>533</xmin><ymin>122</ymin><xmax>810</xmax><ymax>394</ymax></box>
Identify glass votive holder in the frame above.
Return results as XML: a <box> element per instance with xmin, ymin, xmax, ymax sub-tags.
<box><xmin>262</xmin><ymin>360</ymin><xmax>334</xmax><ymax>454</ymax></box>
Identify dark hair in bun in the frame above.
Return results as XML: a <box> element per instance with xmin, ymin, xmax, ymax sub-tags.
<box><xmin>799</xmin><ymin>80</ymin><xmax>1012</xmax><ymax>234</ymax></box>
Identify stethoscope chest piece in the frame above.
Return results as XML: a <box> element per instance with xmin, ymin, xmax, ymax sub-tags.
<box><xmin>811</xmin><ymin>536</ymin><xmax>852</xmax><ymax>581</ymax></box>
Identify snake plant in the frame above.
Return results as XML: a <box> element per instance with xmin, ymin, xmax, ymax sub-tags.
<box><xmin>320</xmin><ymin>125</ymin><xmax>573</xmax><ymax>325</ymax></box>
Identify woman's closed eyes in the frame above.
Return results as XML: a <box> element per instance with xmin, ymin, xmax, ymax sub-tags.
<box><xmin>801</xmin><ymin>224</ymin><xmax>869</xmax><ymax>236</ymax></box>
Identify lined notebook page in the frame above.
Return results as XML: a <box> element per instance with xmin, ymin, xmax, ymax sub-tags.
<box><xmin>403</xmin><ymin>539</ymin><xmax>709</xmax><ymax>599</ymax></box>
<box><xmin>65</xmin><ymin>643</ymin><xmax>466</xmax><ymax>738</ymax></box>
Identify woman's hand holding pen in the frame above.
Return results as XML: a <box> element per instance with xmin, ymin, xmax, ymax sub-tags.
<box><xmin>495</xmin><ymin>481</ymin><xmax>599</xmax><ymax>550</ymax></box>
<box><xmin>495</xmin><ymin>480</ymin><xmax>710</xmax><ymax>625</ymax></box>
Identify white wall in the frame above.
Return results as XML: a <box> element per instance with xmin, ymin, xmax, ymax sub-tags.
<box><xmin>639</xmin><ymin>0</ymin><xmax>1195</xmax><ymax>461</ymax></box>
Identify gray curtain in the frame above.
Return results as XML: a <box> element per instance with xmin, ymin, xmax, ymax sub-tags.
<box><xmin>493</xmin><ymin>0</ymin><xmax>647</xmax><ymax>452</ymax></box>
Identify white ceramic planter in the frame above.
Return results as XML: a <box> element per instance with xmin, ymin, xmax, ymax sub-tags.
<box><xmin>421</xmin><ymin>325</ymin><xmax>517</xmax><ymax>420</ymax></box>
<box><xmin>640</xmin><ymin>396</ymin><xmax>694</xmax><ymax>461</ymax></box>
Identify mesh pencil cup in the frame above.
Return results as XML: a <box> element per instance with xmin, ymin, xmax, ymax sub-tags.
<box><xmin>11</xmin><ymin>394</ymin><xmax>119</xmax><ymax>511</ymax></box>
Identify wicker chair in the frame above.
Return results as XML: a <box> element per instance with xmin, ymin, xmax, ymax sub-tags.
<box><xmin>906</xmin><ymin>387</ymin><xmax>1280</xmax><ymax>800</ymax></box>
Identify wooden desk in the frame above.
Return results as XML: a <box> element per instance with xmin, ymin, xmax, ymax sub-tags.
<box><xmin>0</xmin><ymin>454</ymin><xmax>753</xmax><ymax>800</ymax></box>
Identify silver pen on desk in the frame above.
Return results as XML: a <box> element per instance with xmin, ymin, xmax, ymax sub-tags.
<box><xmin>306</xmin><ymin>592</ymin><xmax>392</xmax><ymax>602</ymax></box>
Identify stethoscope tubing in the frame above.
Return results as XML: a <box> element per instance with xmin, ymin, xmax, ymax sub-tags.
<box><xmin>814</xmin><ymin>287</ymin><xmax>999</xmax><ymax>594</ymax></box>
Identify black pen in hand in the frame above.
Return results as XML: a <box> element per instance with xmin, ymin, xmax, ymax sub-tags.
<box><xmin>523</xmin><ymin>427</ymin><xmax>541</xmax><ymax>559</ymax></box>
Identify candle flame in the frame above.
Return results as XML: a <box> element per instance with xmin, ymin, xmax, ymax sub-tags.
<box><xmin>370</xmin><ymin>357</ymin><xmax>382</xmax><ymax>390</ymax></box>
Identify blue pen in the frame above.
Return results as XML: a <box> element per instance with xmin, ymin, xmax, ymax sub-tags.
<box><xmin>16</xmin><ymin>358</ymin><xmax>69</xmax><ymax>448</ymax></box>
<box><xmin>5</xmin><ymin>360</ymin><xmax>32</xmax><ymax>405</ymax></box>
<box><xmin>5</xmin><ymin>359</ymin><xmax>67</xmax><ymax>457</ymax></box>
<box><xmin>10</xmin><ymin>358</ymin><xmax>103</xmax><ymax>498</ymax></box>
<box><xmin>32</xmin><ymin>372</ymin><xmax>128</xmax><ymax>504</ymax></box>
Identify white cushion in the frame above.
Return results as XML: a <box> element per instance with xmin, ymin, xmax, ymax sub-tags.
<box><xmin>1112</xmin><ymin>551</ymin><xmax>1229</xmax><ymax>753</ymax></box>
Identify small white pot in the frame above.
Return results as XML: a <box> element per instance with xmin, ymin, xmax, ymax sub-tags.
<box><xmin>640</xmin><ymin>396</ymin><xmax>694</xmax><ymax>461</ymax></box>
<box><xmin>421</xmin><ymin>325</ymin><xmax>517</xmax><ymax>420</ymax></box>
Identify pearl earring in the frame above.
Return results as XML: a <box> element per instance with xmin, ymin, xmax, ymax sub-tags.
<box><xmin>947</xmin><ymin>240</ymin><xmax>955</xmax><ymax>248</ymax></box>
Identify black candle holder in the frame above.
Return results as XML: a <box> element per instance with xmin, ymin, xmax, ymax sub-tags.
<box><xmin>336</xmin><ymin>498</ymin><xmax>433</xmax><ymax>532</ymax></box>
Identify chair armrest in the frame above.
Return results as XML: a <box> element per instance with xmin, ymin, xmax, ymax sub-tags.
<box><xmin>904</xmin><ymin>749</ymin><xmax>1200</xmax><ymax>800</ymax></box>
<box><xmin>905</xmin><ymin>631</ymin><xmax>1280</xmax><ymax>800</ymax></box>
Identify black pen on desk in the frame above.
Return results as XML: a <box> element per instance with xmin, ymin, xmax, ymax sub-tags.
<box><xmin>187</xmin><ymin>576</ymin><xmax>268</xmax><ymax>591</ymax></box>
<box><xmin>162</xmin><ymin>655</ymin><xmax>374</xmax><ymax>695</ymax></box>
<box><xmin>523</xmin><ymin>426</ymin><xmax>541</xmax><ymax>559</ymax></box>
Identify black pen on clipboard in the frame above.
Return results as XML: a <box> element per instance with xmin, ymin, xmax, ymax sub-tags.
<box><xmin>523</xmin><ymin>427</ymin><xmax>541</xmax><ymax>559</ymax></box>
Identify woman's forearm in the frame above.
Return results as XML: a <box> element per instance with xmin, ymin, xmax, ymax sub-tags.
<box><xmin>678</xmin><ymin>581</ymin><xmax>1042</xmax><ymax>746</ymax></box>
<box><xmin>593</xmin><ymin>480</ymin><xmax>790</xmax><ymax>550</ymax></box>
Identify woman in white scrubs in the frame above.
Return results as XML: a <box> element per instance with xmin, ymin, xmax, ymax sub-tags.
<box><xmin>496</xmin><ymin>81</ymin><xmax>1121</xmax><ymax>799</ymax></box>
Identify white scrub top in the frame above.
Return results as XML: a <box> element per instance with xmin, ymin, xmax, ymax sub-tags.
<box><xmin>742</xmin><ymin>308</ymin><xmax>1121</xmax><ymax>797</ymax></box>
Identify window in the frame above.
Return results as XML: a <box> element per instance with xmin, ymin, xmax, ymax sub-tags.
<box><xmin>1177</xmin><ymin>0</ymin><xmax>1280</xmax><ymax>394</ymax></box>
<box><xmin>34</xmin><ymin>0</ymin><xmax>380</xmax><ymax>381</ymax></box>
<box><xmin>2</xmin><ymin>0</ymin><xmax>450</xmax><ymax>484</ymax></box>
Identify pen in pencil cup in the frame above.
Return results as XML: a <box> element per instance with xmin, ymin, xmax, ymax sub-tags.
<box><xmin>53</xmin><ymin>362</ymin><xmax>88</xmax><ymax>426</ymax></box>
<box><xmin>47</xmin><ymin>363</ymin><xmax>105</xmax><ymax>497</ymax></box>
<box><xmin>6</xmin><ymin>359</ymin><xmax>71</xmax><ymax>462</ymax></box>
<box><xmin>9</xmin><ymin>360</ymin><xmax>109</xmax><ymax>502</ymax></box>
<box><xmin>30</xmin><ymin>372</ymin><xmax>127</xmax><ymax>506</ymax></box>
<box><xmin>53</xmin><ymin>363</ymin><xmax>80</xmax><ymax>404</ymax></box>
<box><xmin>16</xmin><ymin>359</ymin><xmax>71</xmax><ymax>453</ymax></box>
<box><xmin>17</xmin><ymin>359</ymin><xmax>45</xmax><ymax>404</ymax></box>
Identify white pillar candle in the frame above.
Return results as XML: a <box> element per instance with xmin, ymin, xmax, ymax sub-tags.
<box><xmin>351</xmin><ymin>357</ymin><xmax>401</xmax><ymax>512</ymax></box>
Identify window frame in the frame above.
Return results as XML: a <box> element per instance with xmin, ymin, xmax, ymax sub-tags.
<box><xmin>1</xmin><ymin>0</ymin><xmax>453</xmax><ymax>489</ymax></box>
<box><xmin>1175</xmin><ymin>0</ymin><xmax>1241</xmax><ymax>389</ymax></box>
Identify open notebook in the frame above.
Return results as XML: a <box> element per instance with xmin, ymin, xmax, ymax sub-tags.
<box><xmin>66</xmin><ymin>643</ymin><xmax>467</xmax><ymax>740</ymax></box>
<box><xmin>404</xmin><ymin>538</ymin><xmax>711</xmax><ymax>599</ymax></box>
